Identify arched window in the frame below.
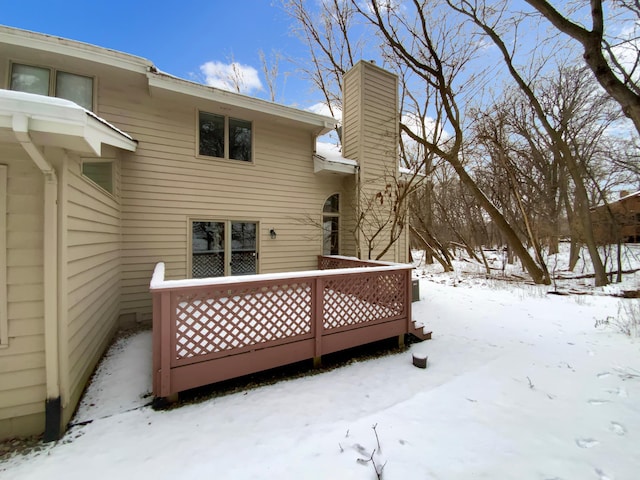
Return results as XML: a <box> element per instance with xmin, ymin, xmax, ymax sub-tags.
<box><xmin>322</xmin><ymin>194</ymin><xmax>340</xmax><ymax>255</ymax></box>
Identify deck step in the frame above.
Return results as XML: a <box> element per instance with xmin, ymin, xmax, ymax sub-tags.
<box><xmin>409</xmin><ymin>319</ymin><xmax>432</xmax><ymax>341</ymax></box>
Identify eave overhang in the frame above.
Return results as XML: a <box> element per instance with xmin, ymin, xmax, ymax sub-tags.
<box><xmin>147</xmin><ymin>72</ymin><xmax>338</xmax><ymax>136</ymax></box>
<box><xmin>0</xmin><ymin>90</ymin><xmax>137</xmax><ymax>155</ymax></box>
<box><xmin>313</xmin><ymin>154</ymin><xmax>357</xmax><ymax>175</ymax></box>
<box><xmin>0</xmin><ymin>25</ymin><xmax>152</xmax><ymax>74</ymax></box>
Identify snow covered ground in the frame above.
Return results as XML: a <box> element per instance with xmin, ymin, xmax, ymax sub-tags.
<box><xmin>1</xmin><ymin>246</ymin><xmax>639</xmax><ymax>479</ymax></box>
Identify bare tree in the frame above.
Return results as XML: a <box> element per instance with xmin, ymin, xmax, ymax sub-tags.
<box><xmin>525</xmin><ymin>0</ymin><xmax>640</xmax><ymax>135</ymax></box>
<box><xmin>283</xmin><ymin>0</ymin><xmax>360</xmax><ymax>117</ymax></box>
<box><xmin>259</xmin><ymin>49</ymin><xmax>284</xmax><ymax>102</ymax></box>
<box><xmin>448</xmin><ymin>0</ymin><xmax>610</xmax><ymax>285</ymax></box>
<box><xmin>353</xmin><ymin>0</ymin><xmax>551</xmax><ymax>283</ymax></box>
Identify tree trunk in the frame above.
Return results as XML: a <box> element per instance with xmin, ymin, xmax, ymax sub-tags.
<box><xmin>525</xmin><ymin>0</ymin><xmax>640</xmax><ymax>136</ymax></box>
<box><xmin>410</xmin><ymin>225</ymin><xmax>454</xmax><ymax>272</ymax></box>
<box><xmin>568</xmin><ymin>240</ymin><xmax>581</xmax><ymax>271</ymax></box>
<box><xmin>447</xmin><ymin>157</ymin><xmax>550</xmax><ymax>284</ymax></box>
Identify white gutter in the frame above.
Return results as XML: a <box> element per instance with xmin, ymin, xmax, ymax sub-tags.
<box><xmin>12</xmin><ymin>114</ymin><xmax>60</xmax><ymax>403</ymax></box>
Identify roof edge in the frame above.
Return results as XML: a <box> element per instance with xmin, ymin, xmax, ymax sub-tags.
<box><xmin>148</xmin><ymin>72</ymin><xmax>338</xmax><ymax>134</ymax></box>
<box><xmin>0</xmin><ymin>25</ymin><xmax>153</xmax><ymax>74</ymax></box>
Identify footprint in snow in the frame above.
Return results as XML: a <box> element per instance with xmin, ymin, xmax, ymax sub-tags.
<box><xmin>613</xmin><ymin>366</ymin><xmax>640</xmax><ymax>380</ymax></box>
<box><xmin>575</xmin><ymin>438</ymin><xmax>599</xmax><ymax>448</ymax></box>
<box><xmin>353</xmin><ymin>443</ymin><xmax>368</xmax><ymax>455</ymax></box>
<box><xmin>605</xmin><ymin>387</ymin><xmax>628</xmax><ymax>398</ymax></box>
<box><xmin>610</xmin><ymin>422</ymin><xmax>626</xmax><ymax>436</ymax></box>
<box><xmin>595</xmin><ymin>468</ymin><xmax>612</xmax><ymax>480</ymax></box>
<box><xmin>597</xmin><ymin>372</ymin><xmax>611</xmax><ymax>379</ymax></box>
<box><xmin>588</xmin><ymin>399</ymin><xmax>610</xmax><ymax>405</ymax></box>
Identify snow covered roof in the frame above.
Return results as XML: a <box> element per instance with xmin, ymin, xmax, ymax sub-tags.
<box><xmin>399</xmin><ymin>165</ymin><xmax>427</xmax><ymax>181</ymax></box>
<box><xmin>591</xmin><ymin>190</ymin><xmax>640</xmax><ymax>211</ymax></box>
<box><xmin>313</xmin><ymin>142</ymin><xmax>357</xmax><ymax>175</ymax></box>
<box><xmin>0</xmin><ymin>89</ymin><xmax>137</xmax><ymax>155</ymax></box>
<box><xmin>619</xmin><ymin>190</ymin><xmax>640</xmax><ymax>201</ymax></box>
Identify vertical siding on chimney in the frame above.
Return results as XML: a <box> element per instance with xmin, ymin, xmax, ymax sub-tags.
<box><xmin>342</xmin><ymin>61</ymin><xmax>401</xmax><ymax>261</ymax></box>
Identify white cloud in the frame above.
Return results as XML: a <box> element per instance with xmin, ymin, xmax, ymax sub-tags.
<box><xmin>401</xmin><ymin>112</ymin><xmax>449</xmax><ymax>142</ymax></box>
<box><xmin>357</xmin><ymin>0</ymin><xmax>403</xmax><ymax>15</ymax></box>
<box><xmin>611</xmin><ymin>22</ymin><xmax>640</xmax><ymax>83</ymax></box>
<box><xmin>307</xmin><ymin>102</ymin><xmax>342</xmax><ymax>121</ymax></box>
<box><xmin>199</xmin><ymin>61</ymin><xmax>263</xmax><ymax>94</ymax></box>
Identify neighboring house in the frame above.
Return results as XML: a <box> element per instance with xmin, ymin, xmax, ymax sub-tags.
<box><xmin>0</xmin><ymin>26</ymin><xmax>408</xmax><ymax>440</ymax></box>
<box><xmin>591</xmin><ymin>191</ymin><xmax>640</xmax><ymax>244</ymax></box>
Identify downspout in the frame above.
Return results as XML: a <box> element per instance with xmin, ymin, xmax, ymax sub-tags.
<box><xmin>12</xmin><ymin>114</ymin><xmax>62</xmax><ymax>441</ymax></box>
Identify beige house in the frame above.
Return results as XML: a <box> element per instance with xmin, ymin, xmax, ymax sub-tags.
<box><xmin>0</xmin><ymin>26</ymin><xmax>409</xmax><ymax>441</ymax></box>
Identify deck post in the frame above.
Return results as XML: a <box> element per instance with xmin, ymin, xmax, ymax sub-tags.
<box><xmin>152</xmin><ymin>291</ymin><xmax>160</xmax><ymax>396</ymax></box>
<box><xmin>405</xmin><ymin>269</ymin><xmax>413</xmax><ymax>333</ymax></box>
<box><xmin>159</xmin><ymin>290</ymin><xmax>172</xmax><ymax>397</ymax></box>
<box><xmin>313</xmin><ymin>277</ymin><xmax>323</xmax><ymax>365</ymax></box>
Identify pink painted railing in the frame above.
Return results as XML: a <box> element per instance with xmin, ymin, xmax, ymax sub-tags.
<box><xmin>151</xmin><ymin>256</ymin><xmax>413</xmax><ymax>398</ymax></box>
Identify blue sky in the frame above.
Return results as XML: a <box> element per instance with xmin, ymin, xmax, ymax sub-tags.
<box><xmin>1</xmin><ymin>0</ymin><xmax>320</xmax><ymax>108</ymax></box>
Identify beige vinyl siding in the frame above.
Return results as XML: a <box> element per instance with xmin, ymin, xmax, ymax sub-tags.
<box><xmin>342</xmin><ymin>61</ymin><xmax>402</xmax><ymax>262</ymax></box>
<box><xmin>94</xmin><ymin>82</ymin><xmax>343</xmax><ymax>317</ymax></box>
<box><xmin>64</xmin><ymin>150</ymin><xmax>122</xmax><ymax>421</ymax></box>
<box><xmin>339</xmin><ymin>176</ymin><xmax>359</xmax><ymax>257</ymax></box>
<box><xmin>342</xmin><ymin>68</ymin><xmax>362</xmax><ymax>161</ymax></box>
<box><xmin>0</xmin><ymin>145</ymin><xmax>46</xmax><ymax>438</ymax></box>
<box><xmin>0</xmin><ymin>165</ymin><xmax>6</xmax><ymax>347</ymax></box>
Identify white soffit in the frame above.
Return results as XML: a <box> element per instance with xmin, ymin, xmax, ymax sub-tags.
<box><xmin>0</xmin><ymin>90</ymin><xmax>137</xmax><ymax>155</ymax></box>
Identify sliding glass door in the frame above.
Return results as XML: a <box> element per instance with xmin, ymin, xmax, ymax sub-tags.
<box><xmin>191</xmin><ymin>220</ymin><xmax>257</xmax><ymax>278</ymax></box>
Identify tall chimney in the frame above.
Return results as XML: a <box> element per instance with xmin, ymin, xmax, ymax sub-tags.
<box><xmin>341</xmin><ymin>61</ymin><xmax>402</xmax><ymax>261</ymax></box>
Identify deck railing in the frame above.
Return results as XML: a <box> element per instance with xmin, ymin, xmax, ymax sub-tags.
<box><xmin>151</xmin><ymin>255</ymin><xmax>413</xmax><ymax>398</ymax></box>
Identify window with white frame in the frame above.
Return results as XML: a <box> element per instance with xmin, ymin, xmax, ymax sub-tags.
<box><xmin>198</xmin><ymin>111</ymin><xmax>252</xmax><ymax>161</ymax></box>
<box><xmin>0</xmin><ymin>165</ymin><xmax>7</xmax><ymax>347</ymax></box>
<box><xmin>10</xmin><ymin>63</ymin><xmax>94</xmax><ymax>110</ymax></box>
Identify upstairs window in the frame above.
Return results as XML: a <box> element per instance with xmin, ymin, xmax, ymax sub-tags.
<box><xmin>229</xmin><ymin>118</ymin><xmax>252</xmax><ymax>161</ymax></box>
<box><xmin>10</xmin><ymin>63</ymin><xmax>94</xmax><ymax>110</ymax></box>
<box><xmin>55</xmin><ymin>71</ymin><xmax>94</xmax><ymax>110</ymax></box>
<box><xmin>199</xmin><ymin>111</ymin><xmax>252</xmax><ymax>162</ymax></box>
<box><xmin>10</xmin><ymin>64</ymin><xmax>49</xmax><ymax>95</ymax></box>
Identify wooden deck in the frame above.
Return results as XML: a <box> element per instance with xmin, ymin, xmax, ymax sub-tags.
<box><xmin>151</xmin><ymin>256</ymin><xmax>430</xmax><ymax>398</ymax></box>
